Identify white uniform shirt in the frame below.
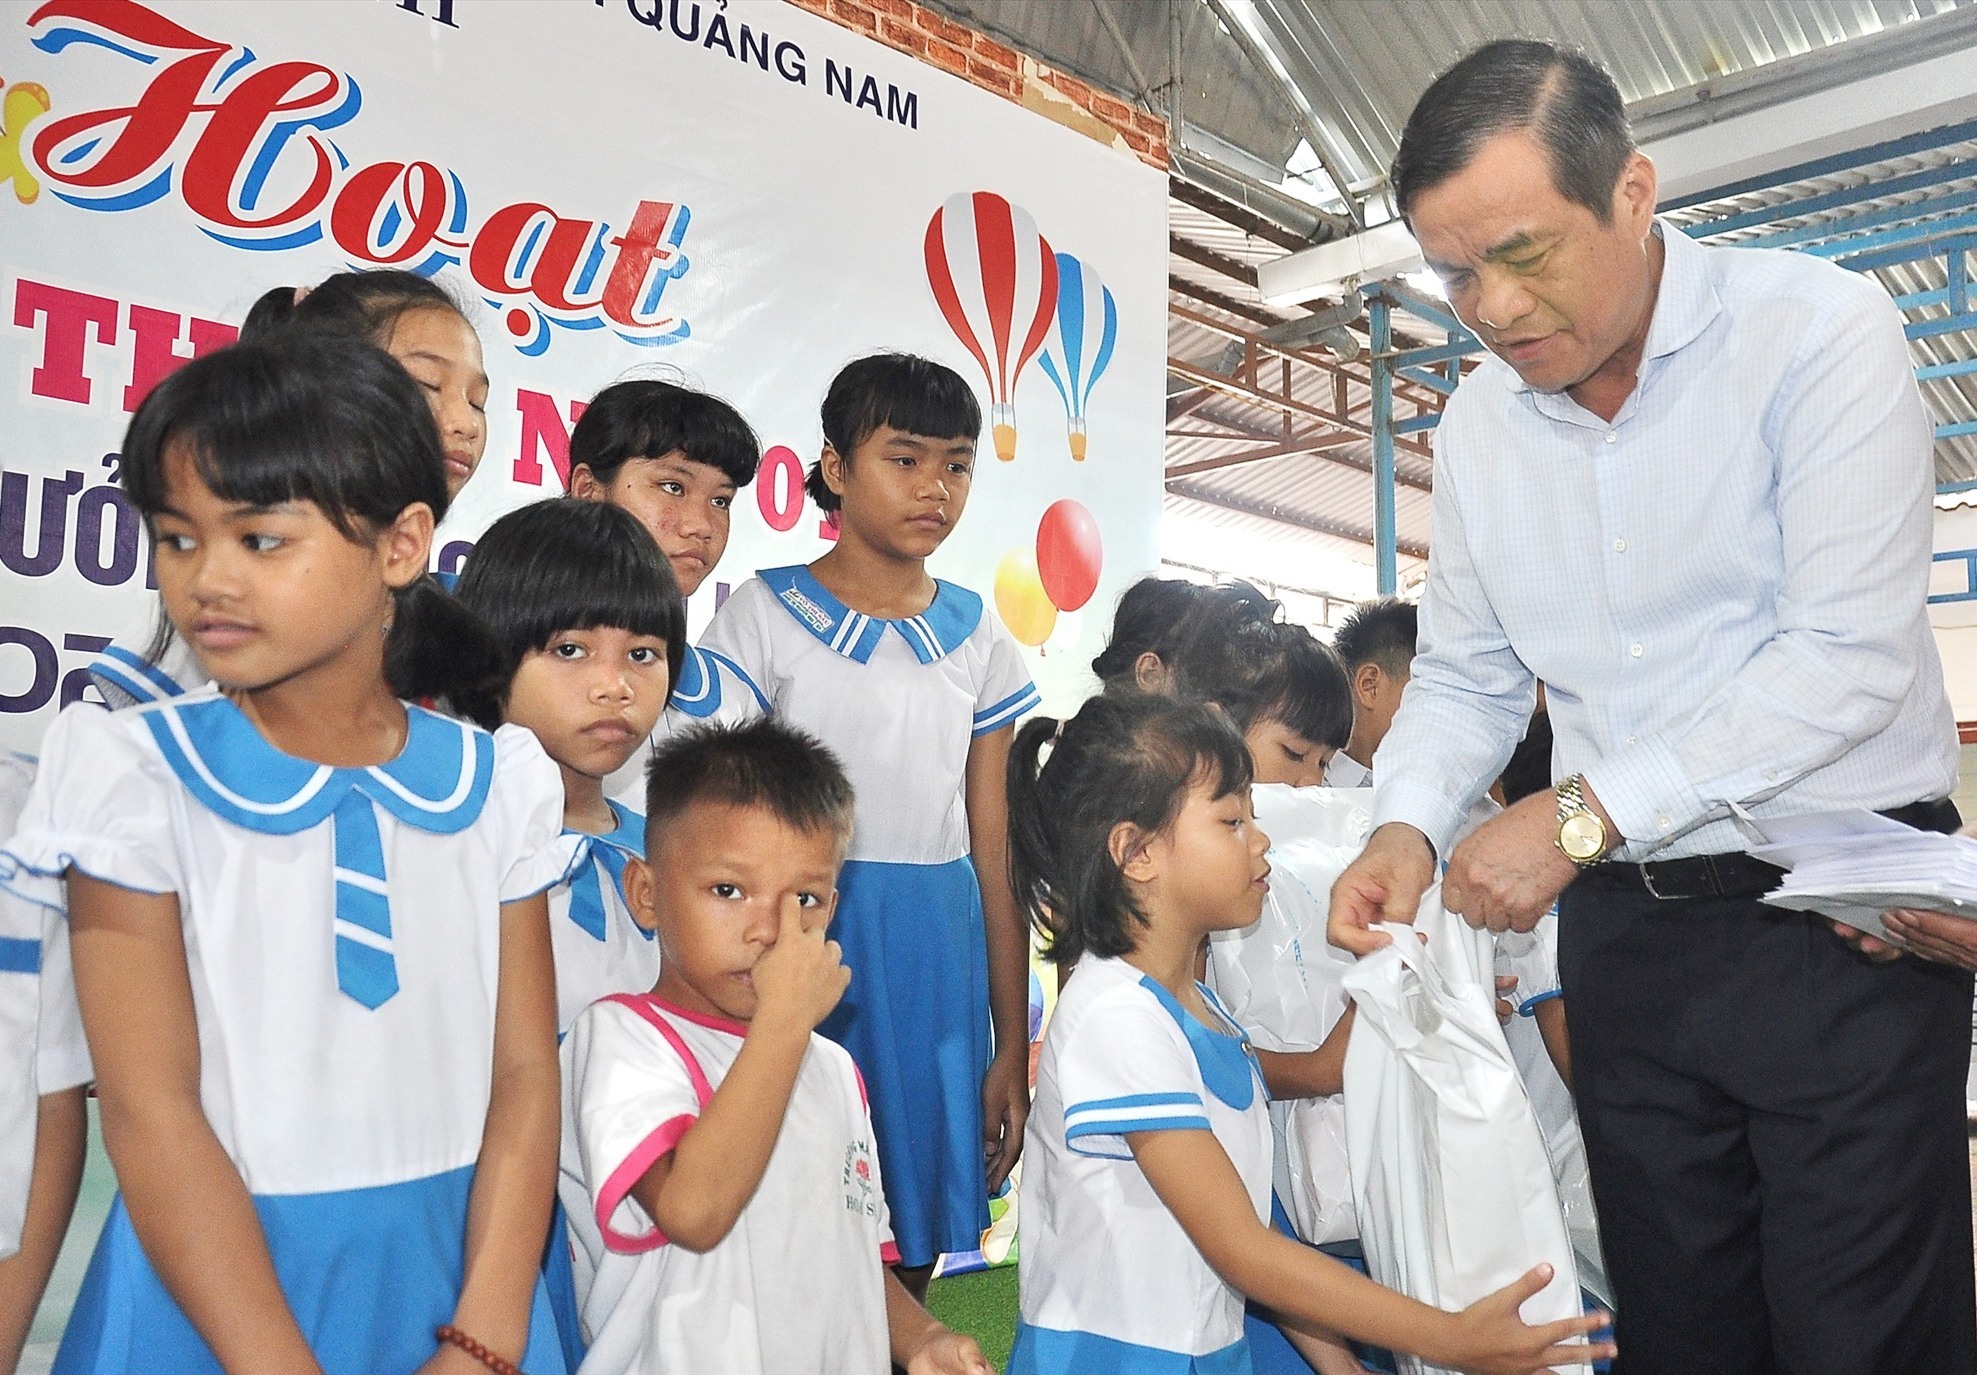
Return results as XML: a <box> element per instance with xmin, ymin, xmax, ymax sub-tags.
<box><xmin>699</xmin><ymin>566</ymin><xmax>1038</xmax><ymax>864</ymax></box>
<box><xmin>605</xmin><ymin>645</ymin><xmax>768</xmax><ymax>808</ymax></box>
<box><xmin>0</xmin><ymin>754</ymin><xmax>91</xmax><ymax>1258</ymax></box>
<box><xmin>86</xmin><ymin>630</ymin><xmax>206</xmax><ymax>710</ymax></box>
<box><xmin>1324</xmin><ymin>752</ymin><xmax>1372</xmax><ymax>790</ymax></box>
<box><xmin>559</xmin><ymin>993</ymin><xmax>896</xmax><ymax>1373</ymax></box>
<box><xmin>0</xmin><ymin>692</ymin><xmax>565</xmax><ymax>1195</ymax></box>
<box><xmin>546</xmin><ymin>801</ymin><xmax>659</xmax><ymax>1035</ymax></box>
<box><xmin>1017</xmin><ymin>956</ymin><xmax>1271</xmax><ymax>1367</ymax></box>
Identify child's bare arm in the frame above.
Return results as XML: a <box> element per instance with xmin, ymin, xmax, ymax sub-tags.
<box><xmin>1534</xmin><ymin>999</ymin><xmax>1571</xmax><ymax>1087</ymax></box>
<box><xmin>0</xmin><ymin>1085</ymin><xmax>86</xmax><ymax>1368</ymax></box>
<box><xmin>1128</xmin><ymin>1128</ymin><xmax>1614</xmax><ymax>1374</ymax></box>
<box><xmin>439</xmin><ymin>892</ymin><xmax>561</xmax><ymax>1365</ymax></box>
<box><xmin>1256</xmin><ymin>1004</ymin><xmax>1356</xmax><ymax>1100</ymax></box>
<box><xmin>965</xmin><ymin>726</ymin><xmax>1029</xmax><ymax>1192</ymax></box>
<box><xmin>69</xmin><ymin>874</ymin><xmax>323</xmax><ymax>1374</ymax></box>
<box><xmin>883</xmin><ymin>1267</ymin><xmax>992</xmax><ymax>1374</ymax></box>
<box><xmin>630</xmin><ymin>894</ymin><xmax>848</xmax><ymax>1252</ymax></box>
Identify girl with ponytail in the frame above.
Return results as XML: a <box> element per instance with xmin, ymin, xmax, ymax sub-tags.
<box><xmin>1</xmin><ymin>335</ymin><xmax>570</xmax><ymax>1373</ymax></box>
<box><xmin>1004</xmin><ymin>692</ymin><xmax>1613</xmax><ymax>1375</ymax></box>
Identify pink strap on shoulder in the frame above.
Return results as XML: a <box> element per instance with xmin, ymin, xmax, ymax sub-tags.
<box><xmin>601</xmin><ymin>993</ymin><xmax>713</xmax><ymax>1109</ymax></box>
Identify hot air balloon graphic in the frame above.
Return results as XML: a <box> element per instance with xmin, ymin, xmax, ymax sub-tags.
<box><xmin>1037</xmin><ymin>253</ymin><xmax>1117</xmax><ymax>462</ymax></box>
<box><xmin>924</xmin><ymin>192</ymin><xmax>1059</xmax><ymax>462</ymax></box>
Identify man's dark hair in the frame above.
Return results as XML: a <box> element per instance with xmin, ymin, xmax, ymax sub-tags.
<box><xmin>1391</xmin><ymin>39</ymin><xmax>1633</xmax><ymax>224</ymax></box>
<box><xmin>1333</xmin><ymin>597</ymin><xmax>1418</xmax><ymax>678</ymax></box>
<box><xmin>644</xmin><ymin>719</ymin><xmax>856</xmax><ymax>852</ymax></box>
<box><xmin>568</xmin><ymin>379</ymin><xmax>761</xmax><ymax>491</ymax></box>
<box><xmin>806</xmin><ymin>353</ymin><xmax>981</xmax><ymax>512</ymax></box>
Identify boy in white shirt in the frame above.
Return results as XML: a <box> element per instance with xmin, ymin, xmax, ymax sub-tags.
<box><xmin>558</xmin><ymin>718</ymin><xmax>990</xmax><ymax>1374</ymax></box>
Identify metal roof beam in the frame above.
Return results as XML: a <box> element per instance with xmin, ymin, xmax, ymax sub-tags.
<box><xmin>1168</xmin><ymin>274</ymin><xmax>1282</xmax><ymax>327</ymax></box>
<box><xmin>1170</xmin><ymin>233</ymin><xmax>1259</xmax><ymax>286</ymax></box>
<box><xmin>1166</xmin><ymin>481</ymin><xmax>1430</xmax><ymax>559</ymax></box>
<box><xmin>1165</xmin><ymin>430</ymin><xmax>1370</xmax><ymax>480</ymax></box>
<box><xmin>1169</xmin><ymin>178</ymin><xmax>1316</xmax><ymax>253</ymax></box>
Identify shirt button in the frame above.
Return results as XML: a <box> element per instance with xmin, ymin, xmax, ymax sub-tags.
<box><xmin>1658</xmin><ymin>814</ymin><xmax>1673</xmax><ymax>830</ymax></box>
<box><xmin>1626</xmin><ymin>734</ymin><xmax>1639</xmax><ymax>745</ymax></box>
<box><xmin>1630</xmin><ymin>643</ymin><xmax>1643</xmax><ymax>657</ymax></box>
<box><xmin>1613</xmin><ymin>538</ymin><xmax>1628</xmax><ymax>552</ymax></box>
<box><xmin>1765</xmin><ymin>768</ymin><xmax>1780</xmax><ymax>781</ymax></box>
<box><xmin>1604</xmin><ymin>432</ymin><xmax>1618</xmax><ymax>444</ymax></box>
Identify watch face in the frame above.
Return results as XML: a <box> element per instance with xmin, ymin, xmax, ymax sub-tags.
<box><xmin>1560</xmin><ymin>813</ymin><xmax>1606</xmax><ymax>862</ymax></box>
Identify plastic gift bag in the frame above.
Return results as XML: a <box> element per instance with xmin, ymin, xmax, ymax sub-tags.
<box><xmin>1207</xmin><ymin>785</ymin><xmax>1369</xmax><ymax>1244</ymax></box>
<box><xmin>1342</xmin><ymin>895</ymin><xmax>1587</xmax><ymax>1374</ymax></box>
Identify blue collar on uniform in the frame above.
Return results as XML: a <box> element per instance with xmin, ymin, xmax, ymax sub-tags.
<box><xmin>758</xmin><ymin>564</ymin><xmax>982</xmax><ymax>665</ymax></box>
<box><xmin>666</xmin><ymin>644</ymin><xmax>765</xmax><ymax>719</ymax></box>
<box><xmin>562</xmin><ymin>799</ymin><xmax>651</xmax><ymax>943</ymax></box>
<box><xmin>1137</xmin><ymin>973</ymin><xmax>1267</xmax><ymax>1111</ymax></box>
<box><xmin>138</xmin><ymin>691</ymin><xmax>495</xmax><ymax>1011</ymax></box>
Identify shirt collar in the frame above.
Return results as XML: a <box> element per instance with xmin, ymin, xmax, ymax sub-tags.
<box><xmin>758</xmin><ymin>564</ymin><xmax>983</xmax><ymax>665</ymax></box>
<box><xmin>565</xmin><ymin>799</ymin><xmax>646</xmax><ymax>858</ymax></box>
<box><xmin>138</xmin><ymin>688</ymin><xmax>494</xmax><ymax>836</ymax></box>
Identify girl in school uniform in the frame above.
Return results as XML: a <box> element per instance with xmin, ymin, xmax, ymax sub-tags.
<box><xmin>88</xmin><ymin>269</ymin><xmax>491</xmax><ymax>711</ymax></box>
<box><xmin>0</xmin><ymin>336</ymin><xmax>568</xmax><ymax>1374</ymax></box>
<box><xmin>1005</xmin><ymin>691</ymin><xmax>1613</xmax><ymax>1375</ymax></box>
<box><xmin>698</xmin><ymin>354</ymin><xmax>1038</xmax><ymax>1288</ymax></box>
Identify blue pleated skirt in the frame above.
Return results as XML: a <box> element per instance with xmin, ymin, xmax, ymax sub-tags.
<box><xmin>819</xmin><ymin>855</ymin><xmax>993</xmax><ymax>1267</ymax></box>
<box><xmin>54</xmin><ymin>1164</ymin><xmax>568</xmax><ymax>1375</ymax></box>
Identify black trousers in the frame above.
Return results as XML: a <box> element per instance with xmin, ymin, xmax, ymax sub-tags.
<box><xmin>1560</xmin><ymin>845</ymin><xmax>1976</xmax><ymax>1375</ymax></box>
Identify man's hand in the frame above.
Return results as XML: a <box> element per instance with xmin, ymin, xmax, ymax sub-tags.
<box><xmin>1876</xmin><ymin>909</ymin><xmax>1977</xmax><ymax>970</ymax></box>
<box><xmin>1328</xmin><ymin>824</ymin><xmax>1437</xmax><ymax>956</ymax></box>
<box><xmin>1443</xmin><ymin>789</ymin><xmax>1585</xmax><ymax>934</ymax></box>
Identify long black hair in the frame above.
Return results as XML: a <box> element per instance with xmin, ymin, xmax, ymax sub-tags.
<box><xmin>120</xmin><ymin>334</ymin><xmax>505</xmax><ymax>723</ymax></box>
<box><xmin>1164</xmin><ymin>581</ymin><xmax>1351</xmax><ymax>749</ymax></box>
<box><xmin>452</xmin><ymin>498</ymin><xmax>687</xmax><ymax>726</ymax></box>
<box><xmin>1008</xmin><ymin>692</ymin><xmax>1252</xmax><ymax>965</ymax></box>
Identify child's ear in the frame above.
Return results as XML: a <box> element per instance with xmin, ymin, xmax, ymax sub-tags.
<box><xmin>624</xmin><ymin>857</ymin><xmax>661</xmax><ymax>934</ymax></box>
<box><xmin>1352</xmin><ymin>661</ymin><xmax>1384</xmax><ymax>709</ymax></box>
<box><xmin>569</xmin><ymin>464</ymin><xmax>603</xmax><ymax>501</ymax></box>
<box><xmin>1132</xmin><ymin>652</ymin><xmax>1169</xmax><ymax>693</ymax></box>
<box><xmin>1109</xmin><ymin>820</ymin><xmax>1157</xmax><ymax>883</ymax></box>
<box><xmin>380</xmin><ymin>502</ymin><xmax>435</xmax><ymax>590</ymax></box>
<box><xmin>819</xmin><ymin>443</ymin><xmax>850</xmax><ymax>498</ymax></box>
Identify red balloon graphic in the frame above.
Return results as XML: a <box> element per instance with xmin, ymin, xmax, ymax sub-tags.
<box><xmin>1035</xmin><ymin>499</ymin><xmax>1102</xmax><ymax>612</ymax></box>
<box><xmin>924</xmin><ymin>191</ymin><xmax>1060</xmax><ymax>461</ymax></box>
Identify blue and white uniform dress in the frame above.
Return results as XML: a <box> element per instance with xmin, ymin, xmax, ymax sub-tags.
<box><xmin>700</xmin><ymin>565</ymin><xmax>1038</xmax><ymax>1266</ymax></box>
<box><xmin>0</xmin><ymin>691</ymin><xmax>571</xmax><ymax>1375</ymax></box>
<box><xmin>1012</xmin><ymin>956</ymin><xmax>1273</xmax><ymax>1375</ymax></box>
<box><xmin>604</xmin><ymin>644</ymin><xmax>767</xmax><ymax>808</ymax></box>
<box><xmin>85</xmin><ymin>631</ymin><xmax>204</xmax><ymax>711</ymax></box>
<box><xmin>0</xmin><ymin>753</ymin><xmax>92</xmax><ymax>1260</ymax></box>
<box><xmin>547</xmin><ymin>801</ymin><xmax>658</xmax><ymax>1037</ymax></box>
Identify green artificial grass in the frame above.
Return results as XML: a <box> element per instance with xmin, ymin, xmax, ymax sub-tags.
<box><xmin>926</xmin><ymin>1264</ymin><xmax>1020</xmax><ymax>1372</ymax></box>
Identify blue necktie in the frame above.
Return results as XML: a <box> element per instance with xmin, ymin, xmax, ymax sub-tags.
<box><xmin>331</xmin><ymin>793</ymin><xmax>398</xmax><ymax>1009</ymax></box>
<box><xmin>566</xmin><ymin>842</ymin><xmax>632</xmax><ymax>943</ymax></box>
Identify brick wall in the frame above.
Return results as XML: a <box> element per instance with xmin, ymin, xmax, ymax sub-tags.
<box><xmin>785</xmin><ymin>0</ymin><xmax>1170</xmax><ymax>169</ymax></box>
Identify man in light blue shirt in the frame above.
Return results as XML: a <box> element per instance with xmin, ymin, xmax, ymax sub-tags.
<box><xmin>1328</xmin><ymin>39</ymin><xmax>1972</xmax><ymax>1375</ymax></box>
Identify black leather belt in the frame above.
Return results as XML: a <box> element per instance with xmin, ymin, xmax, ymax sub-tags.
<box><xmin>1589</xmin><ymin>797</ymin><xmax>1962</xmax><ymax>902</ymax></box>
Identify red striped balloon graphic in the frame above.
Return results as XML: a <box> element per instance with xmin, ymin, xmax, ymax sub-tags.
<box><xmin>924</xmin><ymin>191</ymin><xmax>1059</xmax><ymax>462</ymax></box>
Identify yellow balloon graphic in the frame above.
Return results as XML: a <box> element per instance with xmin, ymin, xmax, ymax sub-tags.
<box><xmin>994</xmin><ymin>548</ymin><xmax>1058</xmax><ymax>647</ymax></box>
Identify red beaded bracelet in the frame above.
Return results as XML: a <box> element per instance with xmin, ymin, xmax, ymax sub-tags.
<box><xmin>435</xmin><ymin>1325</ymin><xmax>524</xmax><ymax>1375</ymax></box>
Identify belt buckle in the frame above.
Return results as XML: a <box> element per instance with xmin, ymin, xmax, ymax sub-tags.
<box><xmin>1640</xmin><ymin>862</ymin><xmax>1672</xmax><ymax>901</ymax></box>
<box><xmin>1640</xmin><ymin>856</ymin><xmax>1724</xmax><ymax>902</ymax></box>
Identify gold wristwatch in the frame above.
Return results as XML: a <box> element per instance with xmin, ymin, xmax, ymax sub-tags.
<box><xmin>1555</xmin><ymin>774</ymin><xmax>1608</xmax><ymax>867</ymax></box>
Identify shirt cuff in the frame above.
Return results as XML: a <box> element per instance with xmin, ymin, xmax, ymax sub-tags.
<box><xmin>1581</xmin><ymin>733</ymin><xmax>1708</xmax><ymax>855</ymax></box>
<box><xmin>1369</xmin><ymin>778</ymin><xmax>1471</xmax><ymax>862</ymax></box>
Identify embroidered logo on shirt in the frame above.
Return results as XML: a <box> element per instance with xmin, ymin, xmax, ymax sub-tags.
<box><xmin>843</xmin><ymin>1137</ymin><xmax>877</xmax><ymax>1218</ymax></box>
<box><xmin>779</xmin><ymin>587</ymin><xmax>836</xmax><ymax>635</ymax></box>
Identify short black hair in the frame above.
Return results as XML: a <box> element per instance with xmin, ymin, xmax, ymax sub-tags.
<box><xmin>1164</xmin><ymin>582</ymin><xmax>1352</xmax><ymax>749</ymax></box>
<box><xmin>643</xmin><ymin>718</ymin><xmax>856</xmax><ymax>853</ymax></box>
<box><xmin>1332</xmin><ymin>597</ymin><xmax>1418</xmax><ymax>678</ymax></box>
<box><xmin>806</xmin><ymin>353</ymin><xmax>982</xmax><ymax>512</ymax></box>
<box><xmin>1090</xmin><ymin>577</ymin><xmax>1205</xmax><ymax>684</ymax></box>
<box><xmin>120</xmin><ymin>334</ymin><xmax>505</xmax><ymax>719</ymax></box>
<box><xmin>452</xmin><ymin>498</ymin><xmax>686</xmax><ymax>711</ymax></box>
<box><xmin>241</xmin><ymin>269</ymin><xmax>469</xmax><ymax>347</ymax></box>
<box><xmin>568</xmin><ymin>379</ymin><xmax>761</xmax><ymax>492</ymax></box>
<box><xmin>1391</xmin><ymin>39</ymin><xmax>1633</xmax><ymax>225</ymax></box>
<box><xmin>1008</xmin><ymin>692</ymin><xmax>1253</xmax><ymax>965</ymax></box>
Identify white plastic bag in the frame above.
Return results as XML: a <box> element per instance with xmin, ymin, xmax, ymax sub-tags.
<box><xmin>1207</xmin><ymin>786</ymin><xmax>1369</xmax><ymax>1243</ymax></box>
<box><xmin>1343</xmin><ymin>896</ymin><xmax>1587</xmax><ymax>1374</ymax></box>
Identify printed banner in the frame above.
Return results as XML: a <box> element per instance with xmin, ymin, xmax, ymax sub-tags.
<box><xmin>0</xmin><ymin>0</ymin><xmax>1167</xmax><ymax>752</ymax></box>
